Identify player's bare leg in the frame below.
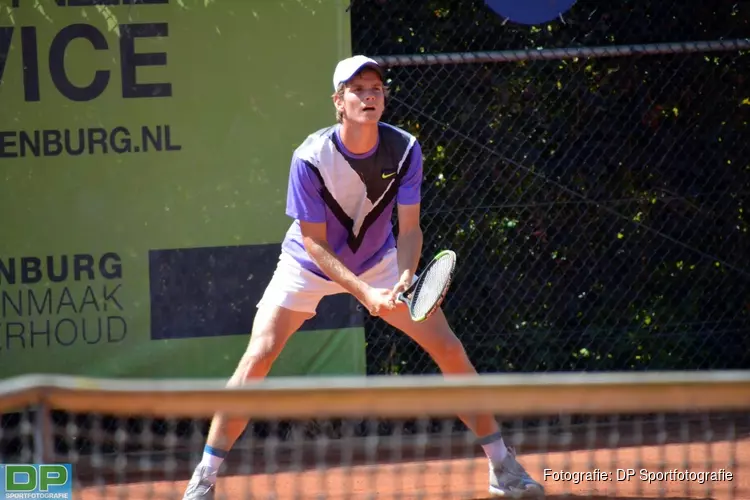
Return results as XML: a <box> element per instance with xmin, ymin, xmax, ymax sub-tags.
<box><xmin>380</xmin><ymin>306</ymin><xmax>499</xmax><ymax>435</ymax></box>
<box><xmin>381</xmin><ymin>306</ymin><xmax>545</xmax><ymax>498</ymax></box>
<box><xmin>182</xmin><ymin>304</ymin><xmax>313</xmax><ymax>500</ymax></box>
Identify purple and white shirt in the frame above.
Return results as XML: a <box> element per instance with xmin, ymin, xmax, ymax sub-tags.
<box><xmin>281</xmin><ymin>122</ymin><xmax>423</xmax><ymax>280</ymax></box>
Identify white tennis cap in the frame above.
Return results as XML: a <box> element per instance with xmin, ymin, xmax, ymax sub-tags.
<box><xmin>332</xmin><ymin>55</ymin><xmax>384</xmax><ymax>91</ymax></box>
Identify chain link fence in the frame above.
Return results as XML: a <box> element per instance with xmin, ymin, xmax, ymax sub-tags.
<box><xmin>352</xmin><ymin>0</ymin><xmax>750</xmax><ymax>376</ymax></box>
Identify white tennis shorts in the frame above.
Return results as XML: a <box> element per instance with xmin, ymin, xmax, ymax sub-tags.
<box><xmin>257</xmin><ymin>248</ymin><xmax>401</xmax><ymax>315</ymax></box>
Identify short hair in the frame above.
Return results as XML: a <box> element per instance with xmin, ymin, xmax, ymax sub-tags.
<box><xmin>332</xmin><ymin>74</ymin><xmax>391</xmax><ymax>123</ymax></box>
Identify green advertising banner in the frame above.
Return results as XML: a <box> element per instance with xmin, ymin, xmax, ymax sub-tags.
<box><xmin>0</xmin><ymin>0</ymin><xmax>366</xmax><ymax>379</ymax></box>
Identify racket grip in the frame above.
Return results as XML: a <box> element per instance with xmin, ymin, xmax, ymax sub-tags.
<box><xmin>396</xmin><ymin>292</ymin><xmax>407</xmax><ymax>303</ymax></box>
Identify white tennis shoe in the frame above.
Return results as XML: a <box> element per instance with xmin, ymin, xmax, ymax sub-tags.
<box><xmin>488</xmin><ymin>448</ymin><xmax>545</xmax><ymax>498</ymax></box>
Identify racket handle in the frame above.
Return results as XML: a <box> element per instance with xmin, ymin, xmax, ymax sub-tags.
<box><xmin>396</xmin><ymin>292</ymin><xmax>407</xmax><ymax>303</ymax></box>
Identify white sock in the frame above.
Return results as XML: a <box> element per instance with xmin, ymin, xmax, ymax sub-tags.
<box><xmin>199</xmin><ymin>446</ymin><xmax>227</xmax><ymax>474</ymax></box>
<box><xmin>481</xmin><ymin>435</ymin><xmax>508</xmax><ymax>466</ymax></box>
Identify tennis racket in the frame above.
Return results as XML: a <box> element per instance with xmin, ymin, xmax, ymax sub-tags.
<box><xmin>396</xmin><ymin>249</ymin><xmax>457</xmax><ymax>322</ymax></box>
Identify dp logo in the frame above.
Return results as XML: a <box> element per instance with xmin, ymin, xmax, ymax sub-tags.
<box><xmin>0</xmin><ymin>464</ymin><xmax>72</xmax><ymax>499</ymax></box>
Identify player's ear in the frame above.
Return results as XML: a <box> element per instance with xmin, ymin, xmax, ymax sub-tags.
<box><xmin>333</xmin><ymin>95</ymin><xmax>343</xmax><ymax>113</ymax></box>
<box><xmin>332</xmin><ymin>84</ymin><xmax>345</xmax><ymax>111</ymax></box>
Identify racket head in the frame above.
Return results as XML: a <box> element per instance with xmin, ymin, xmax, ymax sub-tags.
<box><xmin>400</xmin><ymin>249</ymin><xmax>457</xmax><ymax>322</ymax></box>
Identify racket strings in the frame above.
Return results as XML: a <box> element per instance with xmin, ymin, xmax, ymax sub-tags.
<box><xmin>411</xmin><ymin>255</ymin><xmax>454</xmax><ymax>318</ymax></box>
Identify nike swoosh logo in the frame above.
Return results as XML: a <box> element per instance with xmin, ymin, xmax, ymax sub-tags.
<box><xmin>381</xmin><ymin>172</ymin><xmax>396</xmax><ymax>179</ymax></box>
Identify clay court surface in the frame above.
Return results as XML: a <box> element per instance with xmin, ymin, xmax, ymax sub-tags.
<box><xmin>76</xmin><ymin>438</ymin><xmax>749</xmax><ymax>499</ymax></box>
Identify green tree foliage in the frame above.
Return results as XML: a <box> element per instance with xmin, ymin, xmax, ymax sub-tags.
<box><xmin>353</xmin><ymin>0</ymin><xmax>750</xmax><ymax>374</ymax></box>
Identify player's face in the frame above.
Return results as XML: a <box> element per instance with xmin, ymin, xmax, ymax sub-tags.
<box><xmin>338</xmin><ymin>69</ymin><xmax>385</xmax><ymax>124</ymax></box>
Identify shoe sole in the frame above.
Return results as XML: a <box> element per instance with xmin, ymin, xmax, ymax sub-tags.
<box><xmin>488</xmin><ymin>485</ymin><xmax>545</xmax><ymax>498</ymax></box>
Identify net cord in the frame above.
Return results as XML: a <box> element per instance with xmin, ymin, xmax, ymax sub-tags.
<box><xmin>1</xmin><ymin>371</ymin><xmax>749</xmax><ymax>419</ymax></box>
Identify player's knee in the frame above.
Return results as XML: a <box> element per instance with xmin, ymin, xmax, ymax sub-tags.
<box><xmin>228</xmin><ymin>335</ymin><xmax>284</xmax><ymax>383</ymax></box>
<box><xmin>247</xmin><ymin>336</ymin><xmax>283</xmax><ymax>368</ymax></box>
<box><xmin>431</xmin><ymin>334</ymin><xmax>468</xmax><ymax>362</ymax></box>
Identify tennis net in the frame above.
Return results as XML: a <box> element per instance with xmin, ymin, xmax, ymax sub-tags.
<box><xmin>1</xmin><ymin>371</ymin><xmax>749</xmax><ymax>499</ymax></box>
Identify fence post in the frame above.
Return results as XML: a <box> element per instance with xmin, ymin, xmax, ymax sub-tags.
<box><xmin>33</xmin><ymin>401</ymin><xmax>55</xmax><ymax>464</ymax></box>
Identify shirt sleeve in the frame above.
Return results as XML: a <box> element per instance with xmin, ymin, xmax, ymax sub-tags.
<box><xmin>397</xmin><ymin>140</ymin><xmax>423</xmax><ymax>205</ymax></box>
<box><xmin>285</xmin><ymin>155</ymin><xmax>327</xmax><ymax>223</ymax></box>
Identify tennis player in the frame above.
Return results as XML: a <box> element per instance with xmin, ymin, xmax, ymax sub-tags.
<box><xmin>182</xmin><ymin>55</ymin><xmax>544</xmax><ymax>499</ymax></box>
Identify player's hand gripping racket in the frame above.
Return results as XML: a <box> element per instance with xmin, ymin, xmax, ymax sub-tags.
<box><xmin>396</xmin><ymin>250</ymin><xmax>457</xmax><ymax>322</ymax></box>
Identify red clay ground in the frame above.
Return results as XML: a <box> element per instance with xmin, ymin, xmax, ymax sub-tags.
<box><xmin>77</xmin><ymin>438</ymin><xmax>749</xmax><ymax>499</ymax></box>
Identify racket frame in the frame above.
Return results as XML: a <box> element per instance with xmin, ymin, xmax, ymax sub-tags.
<box><xmin>396</xmin><ymin>249</ymin><xmax>457</xmax><ymax>322</ymax></box>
